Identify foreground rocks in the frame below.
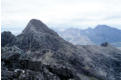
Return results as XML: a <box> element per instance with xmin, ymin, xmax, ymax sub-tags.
<box><xmin>1</xmin><ymin>19</ymin><xmax>121</xmax><ymax>80</ymax></box>
<box><xmin>1</xmin><ymin>46</ymin><xmax>79</xmax><ymax>80</ymax></box>
<box><xmin>1</xmin><ymin>31</ymin><xmax>16</xmax><ymax>47</ymax></box>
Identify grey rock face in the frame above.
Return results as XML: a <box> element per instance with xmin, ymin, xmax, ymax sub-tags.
<box><xmin>76</xmin><ymin>45</ymin><xmax>121</xmax><ymax>80</ymax></box>
<box><xmin>16</xmin><ymin>19</ymin><xmax>67</xmax><ymax>51</ymax></box>
<box><xmin>1</xmin><ymin>19</ymin><xmax>121</xmax><ymax>80</ymax></box>
<box><xmin>22</xmin><ymin>19</ymin><xmax>58</xmax><ymax>36</ymax></box>
<box><xmin>1</xmin><ymin>31</ymin><xmax>16</xmax><ymax>47</ymax></box>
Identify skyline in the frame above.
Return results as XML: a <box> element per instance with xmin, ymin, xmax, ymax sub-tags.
<box><xmin>2</xmin><ymin>0</ymin><xmax>121</xmax><ymax>34</ymax></box>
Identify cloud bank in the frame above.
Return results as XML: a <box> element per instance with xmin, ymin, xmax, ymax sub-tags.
<box><xmin>2</xmin><ymin>0</ymin><xmax>121</xmax><ymax>34</ymax></box>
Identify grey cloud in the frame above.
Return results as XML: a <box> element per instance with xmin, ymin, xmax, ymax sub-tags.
<box><xmin>1</xmin><ymin>0</ymin><xmax>121</xmax><ymax>29</ymax></box>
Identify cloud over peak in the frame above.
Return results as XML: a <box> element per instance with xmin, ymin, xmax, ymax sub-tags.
<box><xmin>2</xmin><ymin>0</ymin><xmax>121</xmax><ymax>30</ymax></box>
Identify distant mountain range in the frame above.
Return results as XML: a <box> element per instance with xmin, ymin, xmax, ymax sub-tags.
<box><xmin>56</xmin><ymin>25</ymin><xmax>121</xmax><ymax>47</ymax></box>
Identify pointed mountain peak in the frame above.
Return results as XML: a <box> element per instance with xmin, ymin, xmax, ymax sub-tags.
<box><xmin>29</xmin><ymin>19</ymin><xmax>45</xmax><ymax>27</ymax></box>
<box><xmin>22</xmin><ymin>19</ymin><xmax>58</xmax><ymax>36</ymax></box>
<box><xmin>30</xmin><ymin>19</ymin><xmax>41</xmax><ymax>22</ymax></box>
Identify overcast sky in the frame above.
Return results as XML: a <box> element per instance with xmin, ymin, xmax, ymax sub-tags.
<box><xmin>2</xmin><ymin>0</ymin><xmax>121</xmax><ymax>34</ymax></box>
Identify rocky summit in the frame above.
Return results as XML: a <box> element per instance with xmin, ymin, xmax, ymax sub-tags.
<box><xmin>1</xmin><ymin>19</ymin><xmax>121</xmax><ymax>80</ymax></box>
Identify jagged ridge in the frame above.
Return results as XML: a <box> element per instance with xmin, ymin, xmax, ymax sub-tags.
<box><xmin>1</xmin><ymin>19</ymin><xmax>121</xmax><ymax>80</ymax></box>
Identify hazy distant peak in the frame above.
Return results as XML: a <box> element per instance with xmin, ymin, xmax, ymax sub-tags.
<box><xmin>96</xmin><ymin>24</ymin><xmax>108</xmax><ymax>27</ymax></box>
<box><xmin>95</xmin><ymin>25</ymin><xmax>112</xmax><ymax>30</ymax></box>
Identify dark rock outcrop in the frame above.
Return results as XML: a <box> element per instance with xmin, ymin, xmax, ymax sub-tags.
<box><xmin>101</xmin><ymin>42</ymin><xmax>109</xmax><ymax>47</ymax></box>
<box><xmin>1</xmin><ymin>31</ymin><xmax>16</xmax><ymax>47</ymax></box>
<box><xmin>1</xmin><ymin>46</ymin><xmax>79</xmax><ymax>80</ymax></box>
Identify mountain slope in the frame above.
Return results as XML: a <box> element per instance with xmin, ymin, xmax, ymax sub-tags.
<box><xmin>1</xmin><ymin>19</ymin><xmax>121</xmax><ymax>80</ymax></box>
<box><xmin>16</xmin><ymin>19</ymin><xmax>69</xmax><ymax>51</ymax></box>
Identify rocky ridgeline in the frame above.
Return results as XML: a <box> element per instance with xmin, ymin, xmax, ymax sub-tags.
<box><xmin>1</xmin><ymin>19</ymin><xmax>121</xmax><ymax>80</ymax></box>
